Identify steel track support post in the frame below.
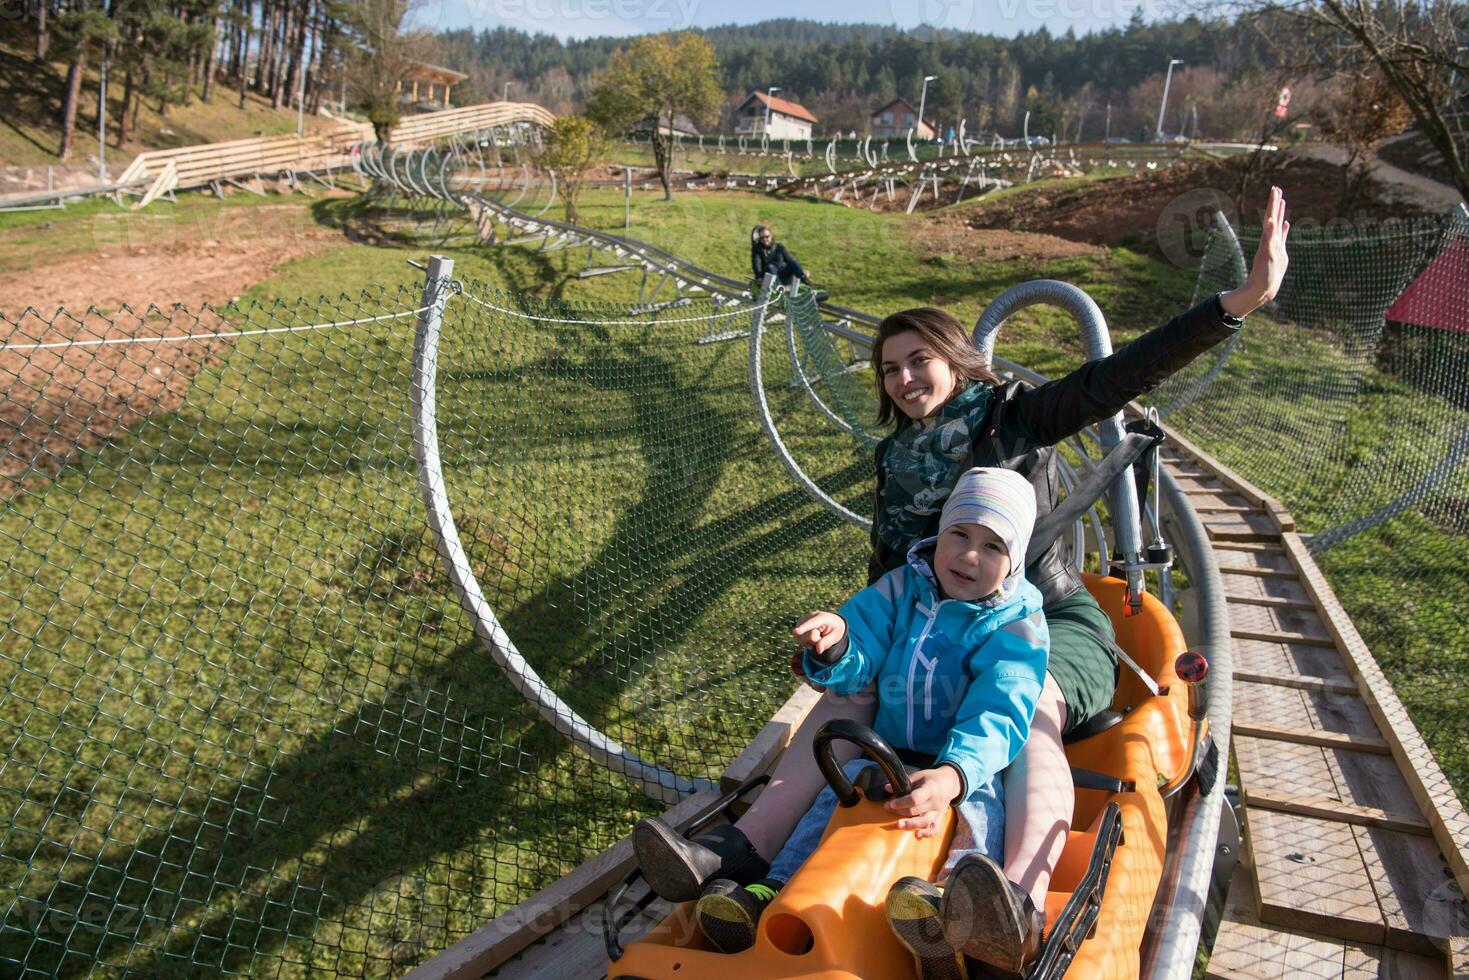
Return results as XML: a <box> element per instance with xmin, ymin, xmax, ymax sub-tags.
<box><xmin>411</xmin><ymin>255</ymin><xmax>707</xmax><ymax>805</ymax></box>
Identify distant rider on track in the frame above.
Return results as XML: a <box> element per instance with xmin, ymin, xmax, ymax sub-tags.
<box><xmin>751</xmin><ymin>225</ymin><xmax>826</xmax><ymax>301</ymax></box>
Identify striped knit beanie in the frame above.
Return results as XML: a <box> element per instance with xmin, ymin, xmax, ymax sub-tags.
<box><xmin>939</xmin><ymin>467</ymin><xmax>1037</xmax><ymax>595</ymax></box>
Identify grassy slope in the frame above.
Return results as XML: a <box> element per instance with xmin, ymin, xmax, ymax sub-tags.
<box><xmin>0</xmin><ymin>31</ymin><xmax>338</xmax><ymax>171</ymax></box>
<box><xmin>0</xmin><ymin>181</ymin><xmax>1462</xmax><ymax>976</ymax></box>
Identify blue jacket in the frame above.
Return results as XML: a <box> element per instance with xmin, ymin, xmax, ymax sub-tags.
<box><xmin>803</xmin><ymin>538</ymin><xmax>1049</xmax><ymax>800</ymax></box>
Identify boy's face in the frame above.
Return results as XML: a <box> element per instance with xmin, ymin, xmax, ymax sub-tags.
<box><xmin>934</xmin><ymin>522</ymin><xmax>1010</xmax><ymax>601</ymax></box>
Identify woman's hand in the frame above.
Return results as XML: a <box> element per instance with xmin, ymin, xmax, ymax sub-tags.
<box><xmin>792</xmin><ymin>611</ymin><xmax>846</xmax><ymax>657</ymax></box>
<box><xmin>1220</xmin><ymin>185</ymin><xmax>1290</xmax><ymax>319</ymax></box>
<box><xmin>884</xmin><ymin>765</ymin><xmax>963</xmax><ymax>838</ymax></box>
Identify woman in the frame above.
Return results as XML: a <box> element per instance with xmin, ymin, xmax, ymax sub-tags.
<box><xmin>641</xmin><ymin>189</ymin><xmax>1291</xmax><ymax>977</ymax></box>
<box><xmin>751</xmin><ymin>224</ymin><xmax>820</xmax><ymax>295</ymax></box>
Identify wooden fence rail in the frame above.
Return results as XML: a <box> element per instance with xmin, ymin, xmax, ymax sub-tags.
<box><xmin>110</xmin><ymin>101</ymin><xmax>555</xmax><ymax>208</ymax></box>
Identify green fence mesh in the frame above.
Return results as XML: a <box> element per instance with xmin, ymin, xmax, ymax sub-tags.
<box><xmin>1146</xmin><ymin>205</ymin><xmax>1469</xmax><ymax>803</ymax></box>
<box><xmin>0</xmin><ymin>281</ymin><xmax>877</xmax><ymax>976</ymax></box>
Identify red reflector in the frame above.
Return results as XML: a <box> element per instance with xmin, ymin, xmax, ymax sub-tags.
<box><xmin>1175</xmin><ymin>650</ymin><xmax>1209</xmax><ymax>683</ymax></box>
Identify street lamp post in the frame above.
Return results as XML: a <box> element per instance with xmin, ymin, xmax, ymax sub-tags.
<box><xmin>1155</xmin><ymin>58</ymin><xmax>1183</xmax><ymax>142</ymax></box>
<box><xmin>295</xmin><ymin>32</ymin><xmax>308</xmax><ymax>139</ymax></box>
<box><xmin>764</xmin><ymin>86</ymin><xmax>781</xmax><ymax>137</ymax></box>
<box><xmin>98</xmin><ymin>49</ymin><xmax>107</xmax><ymax>182</ymax></box>
<box><xmin>503</xmin><ymin>81</ymin><xmax>512</xmax><ymax>102</ymax></box>
<box><xmin>916</xmin><ymin>74</ymin><xmax>937</xmax><ymax>139</ymax></box>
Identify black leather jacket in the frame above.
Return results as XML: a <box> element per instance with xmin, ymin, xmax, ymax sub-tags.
<box><xmin>869</xmin><ymin>294</ymin><xmax>1241</xmax><ymax>605</ymax></box>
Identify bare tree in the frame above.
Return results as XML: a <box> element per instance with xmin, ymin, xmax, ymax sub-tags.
<box><xmin>1229</xmin><ymin>0</ymin><xmax>1469</xmax><ymax>201</ymax></box>
<box><xmin>345</xmin><ymin>0</ymin><xmax>423</xmax><ymax>146</ymax></box>
<box><xmin>1314</xmin><ymin>72</ymin><xmax>1416</xmax><ymax>211</ymax></box>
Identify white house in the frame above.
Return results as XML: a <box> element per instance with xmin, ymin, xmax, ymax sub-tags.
<box><xmin>733</xmin><ymin>92</ymin><xmax>817</xmax><ymax>141</ymax></box>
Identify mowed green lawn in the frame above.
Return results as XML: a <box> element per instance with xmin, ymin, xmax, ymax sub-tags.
<box><xmin>0</xmin><ymin>181</ymin><xmax>1462</xmax><ymax>978</ymax></box>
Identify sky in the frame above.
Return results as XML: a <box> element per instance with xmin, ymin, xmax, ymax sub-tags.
<box><xmin>411</xmin><ymin>0</ymin><xmax>1170</xmax><ymax>41</ymax></box>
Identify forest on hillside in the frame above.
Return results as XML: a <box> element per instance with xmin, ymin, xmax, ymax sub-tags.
<box><xmin>428</xmin><ymin>14</ymin><xmax>1292</xmax><ymax>141</ymax></box>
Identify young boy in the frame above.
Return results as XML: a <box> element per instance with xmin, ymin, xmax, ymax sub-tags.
<box><xmin>693</xmin><ymin>467</ymin><xmax>1048</xmax><ymax>979</ymax></box>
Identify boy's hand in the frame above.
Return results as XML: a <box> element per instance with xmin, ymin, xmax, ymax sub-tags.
<box><xmin>884</xmin><ymin>766</ymin><xmax>963</xmax><ymax>838</ymax></box>
<box><xmin>792</xmin><ymin>611</ymin><xmax>845</xmax><ymax>657</ymax></box>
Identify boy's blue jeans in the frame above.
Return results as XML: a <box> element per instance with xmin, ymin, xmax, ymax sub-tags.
<box><xmin>766</xmin><ymin>759</ymin><xmax>1005</xmax><ymax>887</ymax></box>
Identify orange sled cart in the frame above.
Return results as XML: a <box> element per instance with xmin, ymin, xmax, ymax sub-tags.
<box><xmin>606</xmin><ymin>574</ymin><xmax>1208</xmax><ymax>980</ymax></box>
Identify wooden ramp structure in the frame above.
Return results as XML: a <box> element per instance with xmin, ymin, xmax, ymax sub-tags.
<box><xmin>401</xmin><ymin>423</ymin><xmax>1469</xmax><ymax>980</ymax></box>
<box><xmin>1157</xmin><ymin>432</ymin><xmax>1469</xmax><ymax>979</ymax></box>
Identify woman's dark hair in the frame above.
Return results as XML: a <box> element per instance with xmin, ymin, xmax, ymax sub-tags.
<box><xmin>871</xmin><ymin>307</ymin><xmax>1001</xmax><ymax>426</ymax></box>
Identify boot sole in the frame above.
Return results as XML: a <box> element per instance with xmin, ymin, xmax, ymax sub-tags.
<box><xmin>886</xmin><ymin>885</ymin><xmax>970</xmax><ymax>980</ymax></box>
<box><xmin>697</xmin><ymin>892</ymin><xmax>759</xmax><ymax>954</ymax></box>
<box><xmin>942</xmin><ymin>855</ymin><xmax>1028</xmax><ymax>973</ymax></box>
<box><xmin>633</xmin><ymin>820</ymin><xmax>704</xmax><ymax>903</ymax></box>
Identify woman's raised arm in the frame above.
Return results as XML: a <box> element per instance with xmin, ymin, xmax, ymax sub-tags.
<box><xmin>1006</xmin><ymin>188</ymin><xmax>1290</xmax><ymax>447</ymax></box>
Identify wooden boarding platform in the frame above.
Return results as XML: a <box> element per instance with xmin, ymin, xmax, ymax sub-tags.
<box><xmin>409</xmin><ymin>429</ymin><xmax>1469</xmax><ymax>980</ymax></box>
<box><xmin>1156</xmin><ymin>431</ymin><xmax>1469</xmax><ymax>979</ymax></box>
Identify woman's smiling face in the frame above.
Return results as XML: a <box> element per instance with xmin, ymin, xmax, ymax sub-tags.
<box><xmin>880</xmin><ymin>329</ymin><xmax>959</xmax><ymax>422</ymax></box>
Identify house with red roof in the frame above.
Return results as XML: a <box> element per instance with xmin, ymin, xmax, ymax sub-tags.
<box><xmin>733</xmin><ymin>92</ymin><xmax>818</xmax><ymax>141</ymax></box>
<box><xmin>870</xmin><ymin>98</ymin><xmax>934</xmax><ymax>140</ymax></box>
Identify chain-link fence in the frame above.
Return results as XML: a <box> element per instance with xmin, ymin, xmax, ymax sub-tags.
<box><xmin>1147</xmin><ymin>204</ymin><xmax>1469</xmax><ymax>803</ymax></box>
<box><xmin>0</xmin><ymin>278</ymin><xmax>877</xmax><ymax>976</ymax></box>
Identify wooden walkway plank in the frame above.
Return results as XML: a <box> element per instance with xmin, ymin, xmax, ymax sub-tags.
<box><xmin>1180</xmin><ymin>488</ymin><xmax>1257</xmax><ymax>511</ymax></box>
<box><xmin>1210</xmin><ymin>863</ymin><xmax>1450</xmax><ymax>979</ymax></box>
<box><xmin>1215</xmin><ymin>547</ymin><xmax>1298</xmax><ymax>573</ymax></box>
<box><xmin>1235</xmin><ymin>736</ymin><xmax>1341</xmax><ymax>799</ymax></box>
<box><xmin>1220</xmin><ymin>565</ymin><xmax>1301</xmax><ymax>579</ymax></box>
<box><xmin>1232</xmin><ymin>722</ymin><xmax>1391</xmax><ymax>755</ymax></box>
<box><xmin>1227</xmin><ymin>601</ymin><xmax>1335</xmax><ymax>642</ymax></box>
<box><xmin>1159</xmin><ymin>429</ymin><xmax>1295</xmax><ymax>530</ymax></box>
<box><xmin>1342</xmin><ymin>942</ymin><xmax>1451</xmax><ymax>979</ymax></box>
<box><xmin>1229</xmin><ymin>593</ymin><xmax>1319</xmax><ymax>611</ymax></box>
<box><xmin>1276</xmin><ymin>531</ymin><xmax>1469</xmax><ymax>911</ymax></box>
<box><xmin>1232</xmin><ymin>628</ymin><xmax>1338</xmax><ymax>649</ymax></box>
<box><xmin>1232</xmin><ymin>672</ymin><xmax>1359</xmax><ymax>697</ymax></box>
<box><xmin>1163</xmin><ymin>436</ymin><xmax>1469</xmax><ymax>975</ymax></box>
<box><xmin>1207</xmin><ymin>514</ymin><xmax>1288</xmax><ymax>542</ymax></box>
<box><xmin>1248</xmin><ymin>807</ymin><xmax>1387</xmax><ymax>944</ymax></box>
<box><xmin>1233</xmin><ymin>679</ymin><xmax>1317</xmax><ymax>731</ymax></box>
<box><xmin>1355</xmin><ymin>823</ymin><xmax>1463</xmax><ymax>956</ymax></box>
<box><xmin>1245</xmin><ymin>790</ymin><xmax>1432</xmax><ymax>837</ymax></box>
<box><xmin>1230</xmin><ymin>636</ymin><xmax>1354</xmax><ymax>684</ymax></box>
<box><xmin>1208</xmin><ymin>917</ymin><xmax>1353</xmax><ymax>979</ymax></box>
<box><xmin>1224</xmin><ymin>573</ymin><xmax>1315</xmax><ymax>604</ymax></box>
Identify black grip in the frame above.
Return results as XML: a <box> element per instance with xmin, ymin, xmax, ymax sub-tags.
<box><xmin>813</xmin><ymin>719</ymin><xmax>913</xmax><ymax>808</ymax></box>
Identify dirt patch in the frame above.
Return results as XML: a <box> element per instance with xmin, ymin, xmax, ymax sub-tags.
<box><xmin>0</xmin><ymin>200</ymin><xmax>352</xmax><ymax>315</ymax></box>
<box><xmin>960</xmin><ymin>153</ymin><xmax>1438</xmax><ymax>252</ymax></box>
<box><xmin>914</xmin><ymin>214</ymin><xmax>1104</xmax><ymax>263</ymax></box>
<box><xmin>0</xmin><ymin>199</ymin><xmax>355</xmax><ymax>498</ymax></box>
<box><xmin>0</xmin><ymin>309</ymin><xmax>232</xmax><ymax>497</ymax></box>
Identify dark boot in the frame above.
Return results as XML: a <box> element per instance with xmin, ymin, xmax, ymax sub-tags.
<box><xmin>633</xmin><ymin>819</ymin><xmax>769</xmax><ymax>903</ymax></box>
<box><xmin>941</xmin><ymin>854</ymin><xmax>1045</xmax><ymax>977</ymax></box>
<box><xmin>885</xmin><ymin>876</ymin><xmax>971</xmax><ymax>980</ymax></box>
<box><xmin>696</xmin><ymin>877</ymin><xmax>782</xmax><ymax>953</ymax></box>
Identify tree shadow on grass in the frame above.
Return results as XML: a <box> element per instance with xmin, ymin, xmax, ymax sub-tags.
<box><xmin>0</xmin><ymin>319</ymin><xmax>871</xmax><ymax>976</ymax></box>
